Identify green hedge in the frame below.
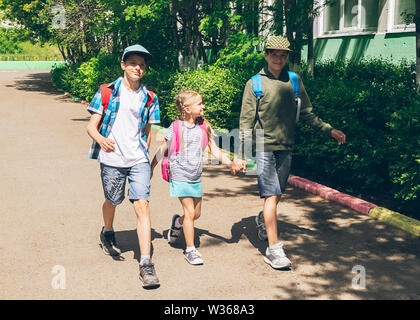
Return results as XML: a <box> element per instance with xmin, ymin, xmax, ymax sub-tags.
<box><xmin>51</xmin><ymin>55</ymin><xmax>249</xmax><ymax>131</ymax></box>
<box><xmin>51</xmin><ymin>55</ymin><xmax>419</xmax><ymax>218</ymax></box>
<box><xmin>163</xmin><ymin>65</ymin><xmax>248</xmax><ymax>130</ymax></box>
<box><xmin>294</xmin><ymin>59</ymin><xmax>419</xmax><ymax>218</ymax></box>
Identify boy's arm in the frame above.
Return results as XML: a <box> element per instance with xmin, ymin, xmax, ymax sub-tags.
<box><xmin>145</xmin><ymin>123</ymin><xmax>152</xmax><ymax>148</ymax></box>
<box><xmin>86</xmin><ymin>113</ymin><xmax>115</xmax><ymax>152</ymax></box>
<box><xmin>208</xmin><ymin>139</ymin><xmax>244</xmax><ymax>174</ymax></box>
<box><xmin>238</xmin><ymin>80</ymin><xmax>257</xmax><ymax>160</ymax></box>
<box><xmin>298</xmin><ymin>78</ymin><xmax>333</xmax><ymax>135</ymax></box>
<box><xmin>151</xmin><ymin>139</ymin><xmax>169</xmax><ymax>171</ymax></box>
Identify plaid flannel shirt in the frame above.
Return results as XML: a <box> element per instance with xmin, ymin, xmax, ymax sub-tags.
<box><xmin>87</xmin><ymin>77</ymin><xmax>160</xmax><ymax>161</ymax></box>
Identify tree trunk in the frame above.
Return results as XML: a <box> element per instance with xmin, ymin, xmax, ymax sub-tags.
<box><xmin>273</xmin><ymin>0</ymin><xmax>284</xmax><ymax>36</ymax></box>
<box><xmin>416</xmin><ymin>0</ymin><xmax>420</xmax><ymax>94</ymax></box>
<box><xmin>169</xmin><ymin>1</ymin><xmax>182</xmax><ymax>70</ymax></box>
<box><xmin>307</xmin><ymin>9</ymin><xmax>314</xmax><ymax>78</ymax></box>
<box><xmin>57</xmin><ymin>42</ymin><xmax>67</xmax><ymax>62</ymax></box>
<box><xmin>293</xmin><ymin>29</ymin><xmax>302</xmax><ymax>73</ymax></box>
<box><xmin>192</xmin><ymin>3</ymin><xmax>208</xmax><ymax>65</ymax></box>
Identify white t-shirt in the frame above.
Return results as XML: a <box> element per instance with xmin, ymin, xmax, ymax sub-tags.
<box><xmin>98</xmin><ymin>83</ymin><xmax>148</xmax><ymax>167</ymax></box>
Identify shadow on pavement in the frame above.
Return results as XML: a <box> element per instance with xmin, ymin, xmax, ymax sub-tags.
<box><xmin>5</xmin><ymin>71</ymin><xmax>75</xmax><ymax>104</ymax></box>
<box><xmin>162</xmin><ymin>227</ymin><xmax>232</xmax><ymax>251</ymax></box>
<box><xmin>6</xmin><ymin>72</ymin><xmax>59</xmax><ymax>93</ymax></box>
<box><xmin>202</xmin><ymin>165</ymin><xmax>420</xmax><ymax>299</ymax></box>
<box><xmin>114</xmin><ymin>228</ymin><xmax>163</xmax><ymax>263</ymax></box>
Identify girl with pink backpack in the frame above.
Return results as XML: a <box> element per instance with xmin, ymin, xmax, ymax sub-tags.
<box><xmin>150</xmin><ymin>90</ymin><xmax>245</xmax><ymax>265</ymax></box>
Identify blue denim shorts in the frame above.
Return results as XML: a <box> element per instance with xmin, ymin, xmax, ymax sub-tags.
<box><xmin>256</xmin><ymin>150</ymin><xmax>292</xmax><ymax>198</ymax></box>
<box><xmin>100</xmin><ymin>162</ymin><xmax>151</xmax><ymax>205</ymax></box>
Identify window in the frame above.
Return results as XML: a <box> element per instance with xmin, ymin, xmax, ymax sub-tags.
<box><xmin>323</xmin><ymin>0</ymin><xmax>340</xmax><ymax>32</ymax></box>
<box><xmin>392</xmin><ymin>0</ymin><xmax>415</xmax><ymax>29</ymax></box>
<box><xmin>344</xmin><ymin>0</ymin><xmax>358</xmax><ymax>28</ymax></box>
<box><xmin>320</xmin><ymin>0</ymin><xmax>379</xmax><ymax>34</ymax></box>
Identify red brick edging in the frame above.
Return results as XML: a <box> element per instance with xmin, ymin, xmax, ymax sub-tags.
<box><xmin>287</xmin><ymin>176</ymin><xmax>378</xmax><ymax>215</ymax></box>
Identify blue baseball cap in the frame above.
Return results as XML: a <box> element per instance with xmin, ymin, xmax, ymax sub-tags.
<box><xmin>121</xmin><ymin>44</ymin><xmax>152</xmax><ymax>62</ymax></box>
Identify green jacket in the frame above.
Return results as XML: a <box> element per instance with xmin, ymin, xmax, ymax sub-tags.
<box><xmin>239</xmin><ymin>67</ymin><xmax>333</xmax><ymax>153</ymax></box>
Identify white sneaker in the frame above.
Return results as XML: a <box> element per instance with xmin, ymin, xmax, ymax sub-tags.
<box><xmin>264</xmin><ymin>243</ymin><xmax>292</xmax><ymax>269</ymax></box>
<box><xmin>184</xmin><ymin>249</ymin><xmax>203</xmax><ymax>265</ymax></box>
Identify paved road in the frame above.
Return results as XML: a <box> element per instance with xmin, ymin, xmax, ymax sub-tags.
<box><xmin>1</xmin><ymin>70</ymin><xmax>419</xmax><ymax>300</ymax></box>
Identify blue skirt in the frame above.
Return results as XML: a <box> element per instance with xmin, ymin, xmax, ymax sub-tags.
<box><xmin>170</xmin><ymin>179</ymin><xmax>202</xmax><ymax>198</ymax></box>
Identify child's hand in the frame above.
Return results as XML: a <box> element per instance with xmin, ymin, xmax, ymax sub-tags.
<box><xmin>99</xmin><ymin>137</ymin><xmax>115</xmax><ymax>152</ymax></box>
<box><xmin>229</xmin><ymin>159</ymin><xmax>244</xmax><ymax>175</ymax></box>
<box><xmin>233</xmin><ymin>159</ymin><xmax>247</xmax><ymax>173</ymax></box>
<box><xmin>229</xmin><ymin>162</ymin><xmax>238</xmax><ymax>175</ymax></box>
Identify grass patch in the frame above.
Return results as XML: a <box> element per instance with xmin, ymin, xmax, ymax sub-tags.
<box><xmin>0</xmin><ymin>41</ymin><xmax>62</xmax><ymax>61</ymax></box>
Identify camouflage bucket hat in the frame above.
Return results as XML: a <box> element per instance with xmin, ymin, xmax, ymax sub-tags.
<box><xmin>265</xmin><ymin>36</ymin><xmax>292</xmax><ymax>52</ymax></box>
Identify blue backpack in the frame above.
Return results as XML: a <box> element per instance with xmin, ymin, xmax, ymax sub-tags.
<box><xmin>251</xmin><ymin>71</ymin><xmax>301</xmax><ymax>126</ymax></box>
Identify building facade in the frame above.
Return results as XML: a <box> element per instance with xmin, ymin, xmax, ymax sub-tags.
<box><xmin>303</xmin><ymin>0</ymin><xmax>416</xmax><ymax>62</ymax></box>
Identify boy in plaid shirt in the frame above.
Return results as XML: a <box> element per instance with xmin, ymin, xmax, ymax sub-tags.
<box><xmin>86</xmin><ymin>44</ymin><xmax>160</xmax><ymax>288</ymax></box>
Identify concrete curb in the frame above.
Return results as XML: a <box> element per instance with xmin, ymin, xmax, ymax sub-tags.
<box><xmin>288</xmin><ymin>176</ymin><xmax>420</xmax><ymax>237</ymax></box>
<box><xmin>369</xmin><ymin>207</ymin><xmax>420</xmax><ymax>237</ymax></box>
<box><xmin>287</xmin><ymin>176</ymin><xmax>377</xmax><ymax>215</ymax></box>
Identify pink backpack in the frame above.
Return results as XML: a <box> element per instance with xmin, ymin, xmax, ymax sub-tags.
<box><xmin>161</xmin><ymin>119</ymin><xmax>209</xmax><ymax>182</ymax></box>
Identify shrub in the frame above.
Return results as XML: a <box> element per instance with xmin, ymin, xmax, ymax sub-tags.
<box><xmin>70</xmin><ymin>55</ymin><xmax>122</xmax><ymax>101</ymax></box>
<box><xmin>51</xmin><ymin>63</ymin><xmax>76</xmax><ymax>93</ymax></box>
<box><xmin>165</xmin><ymin>65</ymin><xmax>248</xmax><ymax>130</ymax></box>
<box><xmin>293</xmin><ymin>58</ymin><xmax>419</xmax><ymax>217</ymax></box>
<box><xmin>0</xmin><ymin>27</ymin><xmax>26</xmax><ymax>54</ymax></box>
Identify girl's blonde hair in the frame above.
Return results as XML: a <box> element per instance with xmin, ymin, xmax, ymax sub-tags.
<box><xmin>175</xmin><ymin>90</ymin><xmax>212</xmax><ymax>141</ymax></box>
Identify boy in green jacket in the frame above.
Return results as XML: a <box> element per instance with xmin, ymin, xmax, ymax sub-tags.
<box><xmin>239</xmin><ymin>36</ymin><xmax>346</xmax><ymax>269</ymax></box>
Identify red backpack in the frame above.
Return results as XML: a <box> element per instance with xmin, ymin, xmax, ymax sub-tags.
<box><xmin>97</xmin><ymin>83</ymin><xmax>155</xmax><ymax>129</ymax></box>
<box><xmin>161</xmin><ymin>119</ymin><xmax>209</xmax><ymax>182</ymax></box>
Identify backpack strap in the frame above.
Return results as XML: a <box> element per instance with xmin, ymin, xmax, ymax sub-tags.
<box><xmin>198</xmin><ymin>120</ymin><xmax>208</xmax><ymax>150</ymax></box>
<box><xmin>100</xmin><ymin>83</ymin><xmax>112</xmax><ymax>111</ymax></box>
<box><xmin>97</xmin><ymin>83</ymin><xmax>112</xmax><ymax>130</ymax></box>
<box><xmin>251</xmin><ymin>74</ymin><xmax>263</xmax><ymax>99</ymax></box>
<box><xmin>145</xmin><ymin>89</ymin><xmax>155</xmax><ymax>107</ymax></box>
<box><xmin>251</xmin><ymin>74</ymin><xmax>263</xmax><ymax>128</ymax></box>
<box><xmin>288</xmin><ymin>71</ymin><xmax>299</xmax><ymax>99</ymax></box>
<box><xmin>288</xmin><ymin>71</ymin><xmax>301</xmax><ymax>122</ymax></box>
<box><xmin>168</xmin><ymin>120</ymin><xmax>182</xmax><ymax>157</ymax></box>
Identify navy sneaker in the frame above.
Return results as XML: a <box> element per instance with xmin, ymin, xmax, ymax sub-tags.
<box><xmin>167</xmin><ymin>214</ymin><xmax>182</xmax><ymax>244</ymax></box>
<box><xmin>255</xmin><ymin>211</ymin><xmax>268</xmax><ymax>241</ymax></box>
<box><xmin>100</xmin><ymin>227</ymin><xmax>121</xmax><ymax>256</ymax></box>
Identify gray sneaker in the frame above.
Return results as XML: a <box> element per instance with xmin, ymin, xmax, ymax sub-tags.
<box><xmin>168</xmin><ymin>214</ymin><xmax>182</xmax><ymax>244</ymax></box>
<box><xmin>184</xmin><ymin>249</ymin><xmax>203</xmax><ymax>265</ymax></box>
<box><xmin>264</xmin><ymin>244</ymin><xmax>292</xmax><ymax>269</ymax></box>
<box><xmin>255</xmin><ymin>211</ymin><xmax>268</xmax><ymax>241</ymax></box>
<box><xmin>139</xmin><ymin>260</ymin><xmax>160</xmax><ymax>288</ymax></box>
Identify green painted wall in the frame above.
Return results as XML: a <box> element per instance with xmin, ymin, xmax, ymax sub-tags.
<box><xmin>302</xmin><ymin>32</ymin><xmax>415</xmax><ymax>63</ymax></box>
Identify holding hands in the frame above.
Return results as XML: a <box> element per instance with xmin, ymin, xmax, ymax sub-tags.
<box><xmin>229</xmin><ymin>158</ymin><xmax>247</xmax><ymax>175</ymax></box>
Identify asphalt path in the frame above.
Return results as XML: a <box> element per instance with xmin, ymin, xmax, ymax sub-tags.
<box><xmin>1</xmin><ymin>70</ymin><xmax>419</xmax><ymax>300</ymax></box>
